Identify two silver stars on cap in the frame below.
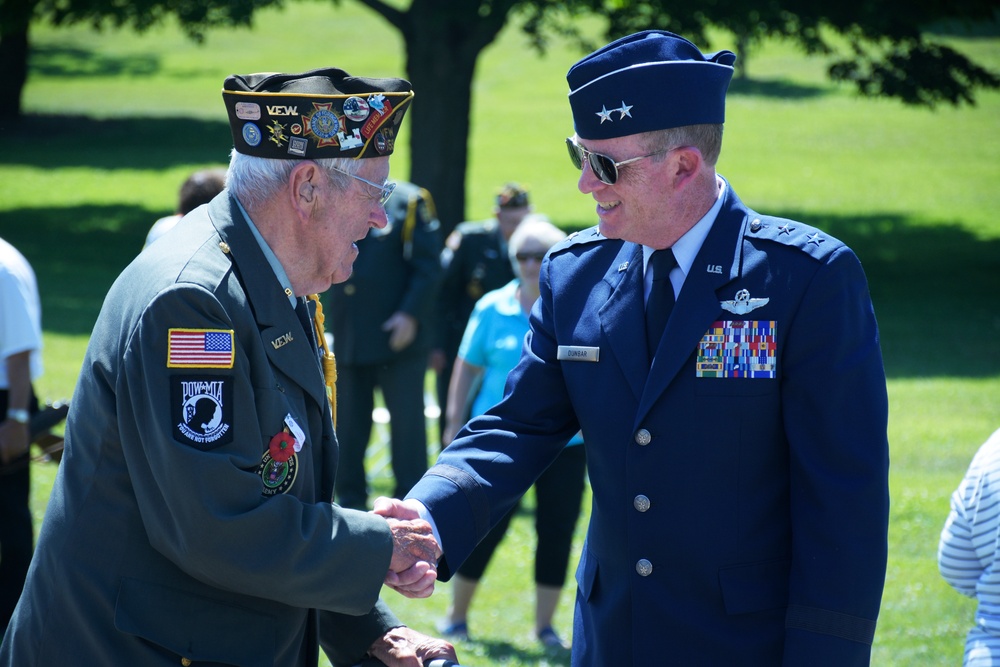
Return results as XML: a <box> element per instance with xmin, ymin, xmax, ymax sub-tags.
<box><xmin>597</xmin><ymin>101</ymin><xmax>633</xmax><ymax>123</ymax></box>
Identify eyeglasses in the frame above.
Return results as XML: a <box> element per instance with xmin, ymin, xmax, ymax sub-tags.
<box><xmin>328</xmin><ymin>166</ymin><xmax>396</xmax><ymax>206</ymax></box>
<box><xmin>515</xmin><ymin>251</ymin><xmax>547</xmax><ymax>263</ymax></box>
<box><xmin>565</xmin><ymin>137</ymin><xmax>674</xmax><ymax>185</ymax></box>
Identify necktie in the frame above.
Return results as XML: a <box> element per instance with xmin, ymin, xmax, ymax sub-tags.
<box><xmin>645</xmin><ymin>248</ymin><xmax>677</xmax><ymax>359</ymax></box>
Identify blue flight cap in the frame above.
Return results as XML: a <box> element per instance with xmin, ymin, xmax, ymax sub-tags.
<box><xmin>567</xmin><ymin>31</ymin><xmax>736</xmax><ymax>140</ymax></box>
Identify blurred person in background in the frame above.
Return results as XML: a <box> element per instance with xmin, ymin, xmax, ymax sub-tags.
<box><xmin>0</xmin><ymin>236</ymin><xmax>43</xmax><ymax>638</ymax></box>
<box><xmin>437</xmin><ymin>216</ymin><xmax>586</xmax><ymax>651</ymax></box>
<box><xmin>143</xmin><ymin>167</ymin><xmax>228</xmax><ymax>249</ymax></box>
<box><xmin>327</xmin><ymin>180</ymin><xmax>442</xmax><ymax>510</ymax></box>
<box><xmin>939</xmin><ymin>427</ymin><xmax>1000</xmax><ymax>666</ymax></box>
<box><xmin>430</xmin><ymin>183</ymin><xmax>531</xmax><ymax>448</ymax></box>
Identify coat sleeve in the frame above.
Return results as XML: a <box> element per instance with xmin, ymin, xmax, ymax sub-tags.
<box><xmin>778</xmin><ymin>245</ymin><xmax>890</xmax><ymax>666</ymax></box>
<box><xmin>939</xmin><ymin>476</ymin><xmax>983</xmax><ymax>598</ymax></box>
<box><xmin>939</xmin><ymin>430</ymin><xmax>1000</xmax><ymax>598</ymax></box>
<box><xmin>319</xmin><ymin>599</ymin><xmax>403</xmax><ymax>667</ymax></box>
<box><xmin>117</xmin><ymin>283</ymin><xmax>394</xmax><ymax>614</ymax></box>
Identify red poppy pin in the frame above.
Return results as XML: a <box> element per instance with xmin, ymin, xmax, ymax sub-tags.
<box><xmin>268</xmin><ymin>431</ymin><xmax>298</xmax><ymax>464</ymax></box>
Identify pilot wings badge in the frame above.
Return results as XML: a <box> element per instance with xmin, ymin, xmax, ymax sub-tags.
<box><xmin>721</xmin><ymin>289</ymin><xmax>769</xmax><ymax>315</ymax></box>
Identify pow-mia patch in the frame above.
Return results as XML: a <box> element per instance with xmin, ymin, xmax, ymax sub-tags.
<box><xmin>258</xmin><ymin>452</ymin><xmax>298</xmax><ymax>496</ymax></box>
<box><xmin>171</xmin><ymin>376</ymin><xmax>234</xmax><ymax>448</ymax></box>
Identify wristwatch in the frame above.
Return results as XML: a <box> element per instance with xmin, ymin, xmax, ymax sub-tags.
<box><xmin>5</xmin><ymin>408</ymin><xmax>30</xmax><ymax>424</ymax></box>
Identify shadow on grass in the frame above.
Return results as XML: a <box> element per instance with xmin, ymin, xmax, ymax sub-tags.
<box><xmin>0</xmin><ymin>204</ymin><xmax>151</xmax><ymax>335</ymax></box>
<box><xmin>460</xmin><ymin>637</ymin><xmax>571</xmax><ymax>667</ymax></box>
<box><xmin>565</xmin><ymin>211</ymin><xmax>1000</xmax><ymax>380</ymax></box>
<box><xmin>30</xmin><ymin>44</ymin><xmax>224</xmax><ymax>82</ymax></box>
<box><xmin>30</xmin><ymin>45</ymin><xmax>161</xmax><ymax>79</ymax></box>
<box><xmin>728</xmin><ymin>76</ymin><xmax>829</xmax><ymax>100</ymax></box>
<box><xmin>0</xmin><ymin>114</ymin><xmax>232</xmax><ymax>169</ymax></box>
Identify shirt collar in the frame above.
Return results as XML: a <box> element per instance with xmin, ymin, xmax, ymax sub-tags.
<box><xmin>642</xmin><ymin>175</ymin><xmax>727</xmax><ymax>283</ymax></box>
<box><xmin>234</xmin><ymin>197</ymin><xmax>298</xmax><ymax>309</ymax></box>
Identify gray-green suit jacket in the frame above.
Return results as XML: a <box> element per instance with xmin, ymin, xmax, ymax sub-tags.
<box><xmin>1</xmin><ymin>193</ymin><xmax>399</xmax><ymax>667</ymax></box>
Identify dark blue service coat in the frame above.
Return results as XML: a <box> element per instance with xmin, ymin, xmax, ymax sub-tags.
<box><xmin>408</xmin><ymin>184</ymin><xmax>890</xmax><ymax>666</ymax></box>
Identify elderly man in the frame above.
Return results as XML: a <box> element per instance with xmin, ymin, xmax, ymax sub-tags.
<box><xmin>0</xmin><ymin>68</ymin><xmax>454</xmax><ymax>667</ymax></box>
<box><xmin>383</xmin><ymin>31</ymin><xmax>889</xmax><ymax>666</ymax></box>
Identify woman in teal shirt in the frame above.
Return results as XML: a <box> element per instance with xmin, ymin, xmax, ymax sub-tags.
<box><xmin>439</xmin><ymin>217</ymin><xmax>587</xmax><ymax>650</ymax></box>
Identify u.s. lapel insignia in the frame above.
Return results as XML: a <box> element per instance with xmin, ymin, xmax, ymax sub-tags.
<box><xmin>721</xmin><ymin>289</ymin><xmax>769</xmax><ymax>315</ymax></box>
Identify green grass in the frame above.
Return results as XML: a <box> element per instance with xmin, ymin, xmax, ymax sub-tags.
<box><xmin>3</xmin><ymin>3</ymin><xmax>1000</xmax><ymax>665</ymax></box>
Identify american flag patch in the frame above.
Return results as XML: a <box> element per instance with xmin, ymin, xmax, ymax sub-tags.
<box><xmin>167</xmin><ymin>329</ymin><xmax>235</xmax><ymax>369</ymax></box>
<box><xmin>696</xmin><ymin>320</ymin><xmax>776</xmax><ymax>378</ymax></box>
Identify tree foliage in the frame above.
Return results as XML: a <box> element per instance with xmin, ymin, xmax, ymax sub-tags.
<box><xmin>517</xmin><ymin>0</ymin><xmax>1000</xmax><ymax>107</ymax></box>
<box><xmin>32</xmin><ymin>0</ymin><xmax>284</xmax><ymax>41</ymax></box>
<box><xmin>5</xmin><ymin>0</ymin><xmax>998</xmax><ymax>226</ymax></box>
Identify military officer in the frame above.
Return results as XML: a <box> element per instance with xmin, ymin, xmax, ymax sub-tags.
<box><xmin>383</xmin><ymin>30</ymin><xmax>890</xmax><ymax>666</ymax></box>
<box><xmin>1</xmin><ymin>68</ymin><xmax>455</xmax><ymax>667</ymax></box>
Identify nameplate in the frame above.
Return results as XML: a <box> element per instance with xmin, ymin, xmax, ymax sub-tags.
<box><xmin>557</xmin><ymin>345</ymin><xmax>600</xmax><ymax>362</ymax></box>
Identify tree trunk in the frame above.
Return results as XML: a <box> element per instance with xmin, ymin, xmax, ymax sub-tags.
<box><xmin>393</xmin><ymin>0</ymin><xmax>512</xmax><ymax>236</ymax></box>
<box><xmin>0</xmin><ymin>0</ymin><xmax>34</xmax><ymax>120</ymax></box>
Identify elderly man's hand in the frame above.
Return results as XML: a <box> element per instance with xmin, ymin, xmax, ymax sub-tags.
<box><xmin>367</xmin><ymin>625</ymin><xmax>458</xmax><ymax>667</ymax></box>
<box><xmin>374</xmin><ymin>497</ymin><xmax>441</xmax><ymax>598</ymax></box>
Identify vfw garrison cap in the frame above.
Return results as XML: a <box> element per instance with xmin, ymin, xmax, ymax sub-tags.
<box><xmin>223</xmin><ymin>67</ymin><xmax>414</xmax><ymax>159</ymax></box>
<box><xmin>567</xmin><ymin>30</ymin><xmax>736</xmax><ymax>140</ymax></box>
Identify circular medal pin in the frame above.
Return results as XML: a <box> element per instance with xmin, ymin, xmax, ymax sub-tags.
<box><xmin>258</xmin><ymin>430</ymin><xmax>299</xmax><ymax>496</ymax></box>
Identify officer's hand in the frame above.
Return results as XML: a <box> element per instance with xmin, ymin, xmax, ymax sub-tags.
<box><xmin>384</xmin><ymin>559</ymin><xmax>438</xmax><ymax>599</ymax></box>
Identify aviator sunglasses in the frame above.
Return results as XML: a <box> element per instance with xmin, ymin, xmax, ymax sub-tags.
<box><xmin>328</xmin><ymin>166</ymin><xmax>396</xmax><ymax>206</ymax></box>
<box><xmin>565</xmin><ymin>137</ymin><xmax>674</xmax><ymax>185</ymax></box>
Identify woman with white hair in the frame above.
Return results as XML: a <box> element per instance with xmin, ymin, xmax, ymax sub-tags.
<box><xmin>439</xmin><ymin>215</ymin><xmax>588</xmax><ymax>651</ymax></box>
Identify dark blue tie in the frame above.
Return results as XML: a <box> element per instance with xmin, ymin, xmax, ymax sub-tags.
<box><xmin>645</xmin><ymin>248</ymin><xmax>676</xmax><ymax>359</ymax></box>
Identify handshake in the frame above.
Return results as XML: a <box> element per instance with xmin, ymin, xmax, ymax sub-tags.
<box><xmin>373</xmin><ymin>497</ymin><xmax>441</xmax><ymax>599</ymax></box>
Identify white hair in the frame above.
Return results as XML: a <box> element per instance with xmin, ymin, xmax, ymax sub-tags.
<box><xmin>225</xmin><ymin>149</ymin><xmax>363</xmax><ymax>212</ymax></box>
<box><xmin>508</xmin><ymin>214</ymin><xmax>568</xmax><ymax>275</ymax></box>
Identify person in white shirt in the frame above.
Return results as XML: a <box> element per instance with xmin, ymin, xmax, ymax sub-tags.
<box><xmin>0</xmin><ymin>236</ymin><xmax>43</xmax><ymax>637</ymax></box>
<box><xmin>940</xmin><ymin>427</ymin><xmax>1000</xmax><ymax>666</ymax></box>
